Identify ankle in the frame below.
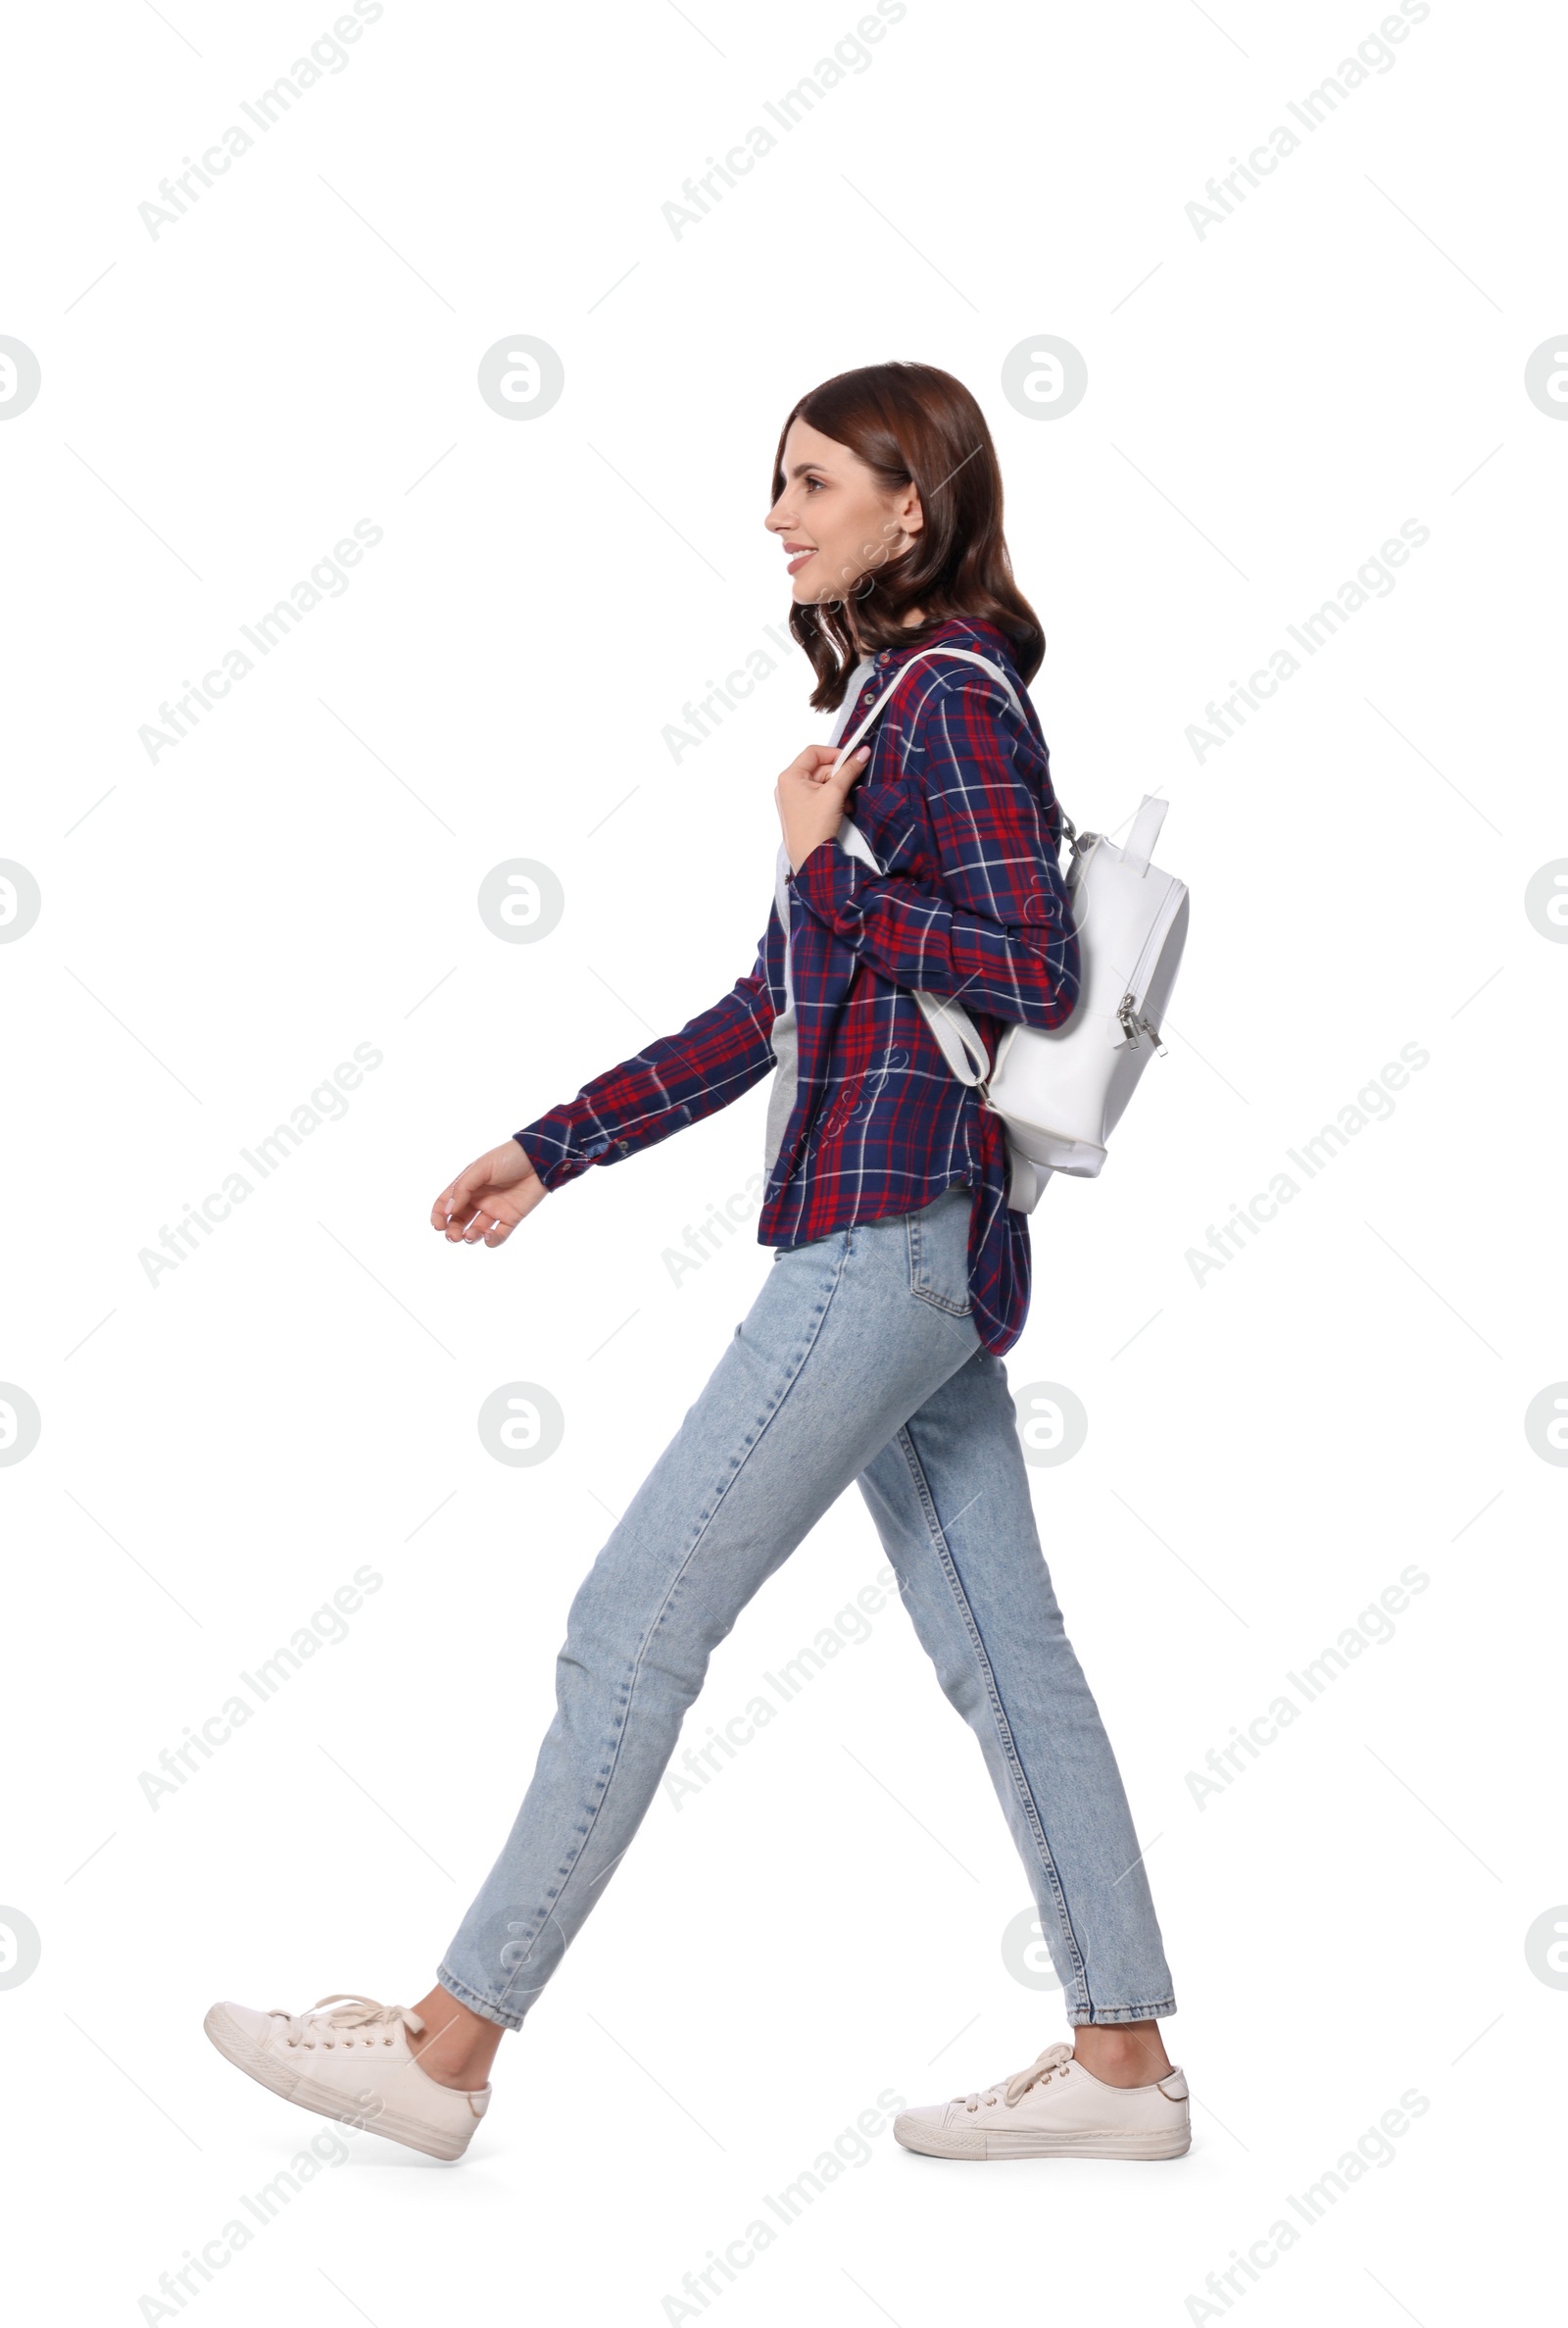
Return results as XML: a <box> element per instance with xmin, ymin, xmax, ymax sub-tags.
<box><xmin>1071</xmin><ymin>2020</ymin><xmax>1172</xmax><ymax>2088</ymax></box>
<box><xmin>408</xmin><ymin>1985</ymin><xmax>505</xmax><ymax>2090</ymax></box>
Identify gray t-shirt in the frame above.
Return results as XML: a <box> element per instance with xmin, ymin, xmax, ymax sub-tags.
<box><xmin>763</xmin><ymin>657</ymin><xmax>878</xmax><ymax>1176</ymax></box>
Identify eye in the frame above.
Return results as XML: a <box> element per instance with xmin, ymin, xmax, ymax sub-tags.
<box><xmin>803</xmin><ymin>473</ymin><xmax>825</xmax><ymax>492</ymax></box>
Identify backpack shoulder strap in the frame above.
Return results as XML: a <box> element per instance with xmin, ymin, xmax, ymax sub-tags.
<box><xmin>830</xmin><ymin>646</ymin><xmax>1025</xmax><ymax>770</ymax></box>
<box><xmin>829</xmin><ymin>648</ymin><xmax>1041</xmax><ymax>1100</ymax></box>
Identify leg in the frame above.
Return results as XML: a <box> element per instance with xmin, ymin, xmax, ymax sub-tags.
<box><xmin>857</xmin><ymin>1345</ymin><xmax>1175</xmax><ymax>2032</ymax></box>
<box><xmin>435</xmin><ymin>1191</ymin><xmax>984</xmax><ymax>2046</ymax></box>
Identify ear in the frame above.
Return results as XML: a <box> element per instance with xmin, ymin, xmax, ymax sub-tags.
<box><xmin>896</xmin><ymin>481</ymin><xmax>925</xmax><ymax>538</ymax></box>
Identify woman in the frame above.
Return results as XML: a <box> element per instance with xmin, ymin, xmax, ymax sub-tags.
<box><xmin>205</xmin><ymin>362</ymin><xmax>1191</xmax><ymax>2164</ymax></box>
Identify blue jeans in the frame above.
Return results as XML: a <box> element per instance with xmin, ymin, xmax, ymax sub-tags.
<box><xmin>438</xmin><ymin>1187</ymin><xmax>1174</xmax><ymax>2030</ymax></box>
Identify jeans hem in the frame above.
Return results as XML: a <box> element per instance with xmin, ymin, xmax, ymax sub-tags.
<box><xmin>1066</xmin><ymin>1998</ymin><xmax>1177</xmax><ymax>2026</ymax></box>
<box><xmin>435</xmin><ymin>1964</ymin><xmax>524</xmax><ymax>2035</ymax></box>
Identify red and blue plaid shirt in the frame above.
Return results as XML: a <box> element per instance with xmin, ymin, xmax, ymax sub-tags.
<box><xmin>514</xmin><ymin>617</ymin><xmax>1079</xmax><ymax>1354</ymax></box>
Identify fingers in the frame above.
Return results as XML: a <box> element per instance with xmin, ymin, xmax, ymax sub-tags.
<box><xmin>808</xmin><ymin>743</ymin><xmax>866</xmax><ymax>783</ymax></box>
<box><xmin>448</xmin><ymin>1194</ymin><xmax>516</xmax><ymax>1246</ymax></box>
<box><xmin>826</xmin><ymin>743</ymin><xmax>871</xmax><ymax>790</ymax></box>
<box><xmin>778</xmin><ymin>743</ymin><xmax>867</xmax><ymax>800</ymax></box>
<box><xmin>432</xmin><ymin>1164</ymin><xmax>482</xmax><ymax>1234</ymax></box>
<box><xmin>429</xmin><ymin>1178</ymin><xmax>466</xmax><ymax>1232</ymax></box>
<box><xmin>436</xmin><ymin>1163</ymin><xmax>498</xmax><ymax>1241</ymax></box>
<box><xmin>781</xmin><ymin>744</ymin><xmax>847</xmax><ymax>785</ymax></box>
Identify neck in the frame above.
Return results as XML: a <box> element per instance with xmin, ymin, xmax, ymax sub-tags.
<box><xmin>847</xmin><ymin>605</ymin><xmax>926</xmax><ymax>653</ymax></box>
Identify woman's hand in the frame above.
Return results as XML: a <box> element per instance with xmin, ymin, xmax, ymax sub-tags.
<box><xmin>774</xmin><ymin>742</ymin><xmax>869</xmax><ymax>873</ymax></box>
<box><xmin>431</xmin><ymin>1140</ymin><xmax>547</xmax><ymax>1247</ymax></box>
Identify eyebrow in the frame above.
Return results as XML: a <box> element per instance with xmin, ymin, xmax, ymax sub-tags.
<box><xmin>785</xmin><ymin>461</ymin><xmax>829</xmax><ymax>479</ymax></box>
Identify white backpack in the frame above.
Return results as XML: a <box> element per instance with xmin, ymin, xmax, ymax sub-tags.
<box><xmin>828</xmin><ymin>647</ymin><xmax>1190</xmax><ymax>1213</ymax></box>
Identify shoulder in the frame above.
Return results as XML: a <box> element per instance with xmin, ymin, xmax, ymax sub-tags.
<box><xmin>885</xmin><ymin>623</ymin><xmax>1037</xmax><ymax>757</ymax></box>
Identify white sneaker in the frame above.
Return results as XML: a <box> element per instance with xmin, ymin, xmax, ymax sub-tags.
<box><xmin>204</xmin><ymin>1993</ymin><xmax>491</xmax><ymax>2162</ymax></box>
<box><xmin>895</xmin><ymin>2041</ymin><xmax>1190</xmax><ymax>2160</ymax></box>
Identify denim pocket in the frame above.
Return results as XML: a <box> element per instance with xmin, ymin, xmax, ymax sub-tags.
<box><xmin>906</xmin><ymin>1187</ymin><xmax>974</xmax><ymax>1315</ymax></box>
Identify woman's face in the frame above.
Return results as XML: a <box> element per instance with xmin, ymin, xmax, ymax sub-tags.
<box><xmin>765</xmin><ymin>419</ymin><xmax>923</xmax><ymax>605</ymax></box>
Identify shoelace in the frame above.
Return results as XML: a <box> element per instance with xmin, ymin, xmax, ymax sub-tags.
<box><xmin>957</xmin><ymin>2040</ymin><xmax>1073</xmax><ymax>2112</ymax></box>
<box><xmin>269</xmin><ymin>1994</ymin><xmax>426</xmax><ymax>2051</ymax></box>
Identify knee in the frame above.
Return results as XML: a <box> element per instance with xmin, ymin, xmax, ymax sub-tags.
<box><xmin>931</xmin><ymin>1656</ymin><xmax>987</xmax><ymax>1723</ymax></box>
<box><xmin>555</xmin><ymin>1592</ymin><xmax>717</xmax><ymax>1720</ymax></box>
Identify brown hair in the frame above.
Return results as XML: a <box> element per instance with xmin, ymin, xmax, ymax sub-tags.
<box><xmin>771</xmin><ymin>361</ymin><xmax>1045</xmax><ymax>712</ymax></box>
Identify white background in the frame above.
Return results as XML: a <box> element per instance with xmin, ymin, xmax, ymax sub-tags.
<box><xmin>1</xmin><ymin>1</ymin><xmax>1563</xmax><ymax>2322</ymax></box>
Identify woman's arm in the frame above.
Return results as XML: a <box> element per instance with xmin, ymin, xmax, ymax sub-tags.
<box><xmin>789</xmin><ymin>669</ymin><xmax>1079</xmax><ymax>1028</ymax></box>
<box><xmin>511</xmin><ymin>929</ymin><xmax>778</xmax><ymax>1192</ymax></box>
<box><xmin>432</xmin><ymin>923</ymin><xmax>778</xmax><ymax>1247</ymax></box>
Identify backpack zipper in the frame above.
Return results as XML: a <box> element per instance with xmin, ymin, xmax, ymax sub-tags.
<box><xmin>1110</xmin><ymin>876</ymin><xmax>1186</xmax><ymax>1052</ymax></box>
<box><xmin>1115</xmin><ymin>995</ymin><xmax>1167</xmax><ymax>1055</ymax></box>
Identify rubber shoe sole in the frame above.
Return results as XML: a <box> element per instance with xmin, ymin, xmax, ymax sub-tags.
<box><xmin>894</xmin><ymin>2111</ymin><xmax>1191</xmax><ymax>2161</ymax></box>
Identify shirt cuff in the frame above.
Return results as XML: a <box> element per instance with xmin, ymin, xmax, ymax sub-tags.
<box><xmin>791</xmin><ymin>838</ymin><xmax>861</xmax><ymax>933</ymax></box>
<box><xmin>512</xmin><ymin>1110</ymin><xmax>625</xmax><ymax>1192</ymax></box>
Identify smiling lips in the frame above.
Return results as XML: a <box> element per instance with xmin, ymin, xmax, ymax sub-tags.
<box><xmin>784</xmin><ymin>542</ymin><xmax>815</xmax><ymax>574</ymax></box>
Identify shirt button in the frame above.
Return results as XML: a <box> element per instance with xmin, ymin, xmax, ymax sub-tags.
<box><xmin>876</xmin><ymin>652</ymin><xmax>889</xmax><ymax>667</ymax></box>
<box><xmin>861</xmin><ymin>689</ymin><xmax>875</xmax><ymax>704</ymax></box>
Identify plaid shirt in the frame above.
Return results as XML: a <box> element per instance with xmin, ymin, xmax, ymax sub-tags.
<box><xmin>514</xmin><ymin>617</ymin><xmax>1079</xmax><ymax>1354</ymax></box>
